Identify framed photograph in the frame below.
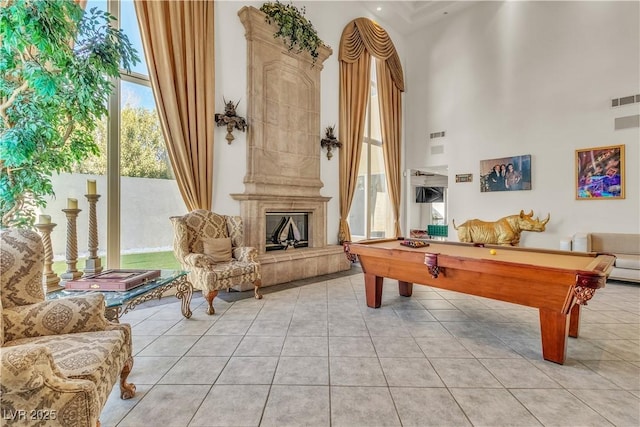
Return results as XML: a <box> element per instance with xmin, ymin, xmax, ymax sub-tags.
<box><xmin>480</xmin><ymin>154</ymin><xmax>531</xmax><ymax>192</ymax></box>
<box><xmin>575</xmin><ymin>145</ymin><xmax>625</xmax><ymax>200</ymax></box>
<box><xmin>455</xmin><ymin>173</ymin><xmax>473</xmax><ymax>183</ymax></box>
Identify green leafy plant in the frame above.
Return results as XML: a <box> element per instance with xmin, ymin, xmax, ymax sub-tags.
<box><xmin>260</xmin><ymin>1</ymin><xmax>325</xmax><ymax>63</ymax></box>
<box><xmin>73</xmin><ymin>104</ymin><xmax>173</xmax><ymax>179</ymax></box>
<box><xmin>0</xmin><ymin>0</ymin><xmax>139</xmax><ymax>228</ymax></box>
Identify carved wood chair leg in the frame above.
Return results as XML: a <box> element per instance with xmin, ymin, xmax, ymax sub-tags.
<box><xmin>119</xmin><ymin>356</ymin><xmax>136</xmax><ymax>399</ymax></box>
<box><xmin>206</xmin><ymin>290</ymin><xmax>218</xmax><ymax>314</ymax></box>
<box><xmin>254</xmin><ymin>278</ymin><xmax>263</xmax><ymax>299</ymax></box>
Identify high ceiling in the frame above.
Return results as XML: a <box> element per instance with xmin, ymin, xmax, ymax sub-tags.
<box><xmin>361</xmin><ymin>1</ymin><xmax>476</xmax><ymax>35</ymax></box>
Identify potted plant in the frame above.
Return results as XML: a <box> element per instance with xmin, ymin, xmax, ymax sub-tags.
<box><xmin>0</xmin><ymin>0</ymin><xmax>139</xmax><ymax>227</ymax></box>
<box><xmin>260</xmin><ymin>1</ymin><xmax>326</xmax><ymax>63</ymax></box>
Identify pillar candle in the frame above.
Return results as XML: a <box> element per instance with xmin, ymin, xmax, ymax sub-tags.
<box><xmin>67</xmin><ymin>198</ymin><xmax>78</xmax><ymax>209</ymax></box>
<box><xmin>38</xmin><ymin>214</ymin><xmax>51</xmax><ymax>224</ymax></box>
<box><xmin>87</xmin><ymin>179</ymin><xmax>97</xmax><ymax>195</ymax></box>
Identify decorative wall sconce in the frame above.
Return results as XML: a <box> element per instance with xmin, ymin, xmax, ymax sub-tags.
<box><xmin>320</xmin><ymin>125</ymin><xmax>342</xmax><ymax>160</ymax></box>
<box><xmin>215</xmin><ymin>98</ymin><xmax>247</xmax><ymax>144</ymax></box>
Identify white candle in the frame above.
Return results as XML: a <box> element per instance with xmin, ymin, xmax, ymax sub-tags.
<box><xmin>87</xmin><ymin>179</ymin><xmax>97</xmax><ymax>195</ymax></box>
<box><xmin>38</xmin><ymin>214</ymin><xmax>51</xmax><ymax>224</ymax></box>
<box><xmin>67</xmin><ymin>198</ymin><xmax>78</xmax><ymax>209</ymax></box>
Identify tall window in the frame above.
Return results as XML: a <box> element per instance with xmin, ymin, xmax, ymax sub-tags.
<box><xmin>50</xmin><ymin>0</ymin><xmax>181</xmax><ymax>272</ymax></box>
<box><xmin>348</xmin><ymin>61</ymin><xmax>394</xmax><ymax>240</ymax></box>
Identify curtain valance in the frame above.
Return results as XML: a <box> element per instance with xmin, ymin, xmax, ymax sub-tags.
<box><xmin>339</xmin><ymin>18</ymin><xmax>404</xmax><ymax>92</ymax></box>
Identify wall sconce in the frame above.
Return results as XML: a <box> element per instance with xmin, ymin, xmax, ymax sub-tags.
<box><xmin>320</xmin><ymin>125</ymin><xmax>342</xmax><ymax>160</ymax></box>
<box><xmin>215</xmin><ymin>98</ymin><xmax>247</xmax><ymax>144</ymax></box>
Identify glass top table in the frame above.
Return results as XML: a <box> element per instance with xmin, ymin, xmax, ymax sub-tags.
<box><xmin>48</xmin><ymin>270</ymin><xmax>193</xmax><ymax>322</ymax></box>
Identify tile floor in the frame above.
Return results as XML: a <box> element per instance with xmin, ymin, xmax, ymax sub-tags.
<box><xmin>101</xmin><ymin>271</ymin><xmax>640</xmax><ymax>427</ymax></box>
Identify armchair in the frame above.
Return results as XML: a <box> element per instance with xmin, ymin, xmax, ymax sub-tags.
<box><xmin>1</xmin><ymin>229</ymin><xmax>135</xmax><ymax>427</ymax></box>
<box><xmin>170</xmin><ymin>210</ymin><xmax>262</xmax><ymax>315</ymax></box>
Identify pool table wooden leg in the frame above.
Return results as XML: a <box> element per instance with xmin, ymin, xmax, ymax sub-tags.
<box><xmin>364</xmin><ymin>273</ymin><xmax>383</xmax><ymax>308</ymax></box>
<box><xmin>569</xmin><ymin>303</ymin><xmax>581</xmax><ymax>338</ymax></box>
<box><xmin>539</xmin><ymin>308</ymin><xmax>570</xmax><ymax>364</ymax></box>
<box><xmin>399</xmin><ymin>281</ymin><xmax>413</xmax><ymax>297</ymax></box>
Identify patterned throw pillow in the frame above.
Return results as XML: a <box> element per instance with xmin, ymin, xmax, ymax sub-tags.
<box><xmin>202</xmin><ymin>237</ymin><xmax>232</xmax><ymax>262</ymax></box>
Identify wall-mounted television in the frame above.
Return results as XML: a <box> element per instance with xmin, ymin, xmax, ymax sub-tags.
<box><xmin>416</xmin><ymin>186</ymin><xmax>444</xmax><ymax>203</ymax></box>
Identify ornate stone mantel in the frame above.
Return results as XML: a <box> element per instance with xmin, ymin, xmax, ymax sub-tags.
<box><xmin>231</xmin><ymin>7</ymin><xmax>349</xmax><ymax>287</ymax></box>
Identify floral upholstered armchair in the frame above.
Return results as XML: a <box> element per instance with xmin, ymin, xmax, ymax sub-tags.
<box><xmin>171</xmin><ymin>210</ymin><xmax>262</xmax><ymax>314</ymax></box>
<box><xmin>0</xmin><ymin>229</ymin><xmax>135</xmax><ymax>427</ymax></box>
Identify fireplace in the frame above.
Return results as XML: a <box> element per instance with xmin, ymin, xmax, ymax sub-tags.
<box><xmin>230</xmin><ymin>7</ymin><xmax>351</xmax><ymax>288</ymax></box>
<box><xmin>266</xmin><ymin>212</ymin><xmax>309</xmax><ymax>251</ymax></box>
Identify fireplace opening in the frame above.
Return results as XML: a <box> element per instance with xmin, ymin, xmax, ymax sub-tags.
<box><xmin>266</xmin><ymin>212</ymin><xmax>309</xmax><ymax>251</ymax></box>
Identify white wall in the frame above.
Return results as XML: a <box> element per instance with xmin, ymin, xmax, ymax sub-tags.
<box><xmin>405</xmin><ymin>1</ymin><xmax>640</xmax><ymax>248</ymax></box>
<box><xmin>214</xmin><ymin>1</ymin><xmax>406</xmax><ymax>244</ymax></box>
<box><xmin>45</xmin><ymin>173</ymin><xmax>183</xmax><ymax>259</ymax></box>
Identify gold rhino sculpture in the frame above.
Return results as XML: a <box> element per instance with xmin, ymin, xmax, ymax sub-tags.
<box><xmin>452</xmin><ymin>210</ymin><xmax>550</xmax><ymax>246</ymax></box>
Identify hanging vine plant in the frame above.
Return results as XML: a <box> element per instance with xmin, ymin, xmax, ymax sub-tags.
<box><xmin>260</xmin><ymin>1</ymin><xmax>325</xmax><ymax>63</ymax></box>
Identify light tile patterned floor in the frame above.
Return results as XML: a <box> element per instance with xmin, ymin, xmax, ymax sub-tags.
<box><xmin>101</xmin><ymin>271</ymin><xmax>640</xmax><ymax>427</ymax></box>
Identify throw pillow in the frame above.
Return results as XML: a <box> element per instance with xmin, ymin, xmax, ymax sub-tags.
<box><xmin>202</xmin><ymin>237</ymin><xmax>232</xmax><ymax>262</ymax></box>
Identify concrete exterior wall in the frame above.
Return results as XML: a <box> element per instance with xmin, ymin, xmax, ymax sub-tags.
<box><xmin>45</xmin><ymin>173</ymin><xmax>185</xmax><ymax>260</ymax></box>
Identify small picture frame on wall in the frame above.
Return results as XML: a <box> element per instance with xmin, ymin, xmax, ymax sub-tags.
<box><xmin>455</xmin><ymin>174</ymin><xmax>473</xmax><ymax>183</ymax></box>
<box><xmin>480</xmin><ymin>154</ymin><xmax>531</xmax><ymax>192</ymax></box>
<box><xmin>575</xmin><ymin>144</ymin><xmax>625</xmax><ymax>200</ymax></box>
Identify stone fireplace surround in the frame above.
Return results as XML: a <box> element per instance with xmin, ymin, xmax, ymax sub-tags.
<box><xmin>231</xmin><ymin>7</ymin><xmax>350</xmax><ymax>288</ymax></box>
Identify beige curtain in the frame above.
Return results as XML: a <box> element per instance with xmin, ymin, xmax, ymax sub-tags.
<box><xmin>134</xmin><ymin>0</ymin><xmax>215</xmax><ymax>211</ymax></box>
<box><xmin>376</xmin><ymin>60</ymin><xmax>403</xmax><ymax>237</ymax></box>
<box><xmin>338</xmin><ymin>53</ymin><xmax>371</xmax><ymax>243</ymax></box>
<box><xmin>338</xmin><ymin>18</ymin><xmax>404</xmax><ymax>242</ymax></box>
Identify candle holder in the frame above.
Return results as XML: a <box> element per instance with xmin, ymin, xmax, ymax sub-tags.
<box><xmin>320</xmin><ymin>125</ymin><xmax>342</xmax><ymax>160</ymax></box>
<box><xmin>84</xmin><ymin>193</ymin><xmax>103</xmax><ymax>274</ymax></box>
<box><xmin>60</xmin><ymin>208</ymin><xmax>83</xmax><ymax>282</ymax></box>
<box><xmin>214</xmin><ymin>98</ymin><xmax>247</xmax><ymax>144</ymax></box>
<box><xmin>34</xmin><ymin>221</ymin><xmax>63</xmax><ymax>293</ymax></box>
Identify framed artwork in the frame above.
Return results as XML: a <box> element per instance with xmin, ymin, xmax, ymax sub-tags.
<box><xmin>480</xmin><ymin>154</ymin><xmax>531</xmax><ymax>192</ymax></box>
<box><xmin>575</xmin><ymin>144</ymin><xmax>625</xmax><ymax>200</ymax></box>
<box><xmin>455</xmin><ymin>173</ymin><xmax>473</xmax><ymax>183</ymax></box>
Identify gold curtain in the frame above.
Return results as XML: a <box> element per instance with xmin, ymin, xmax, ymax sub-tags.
<box><xmin>134</xmin><ymin>0</ymin><xmax>215</xmax><ymax>211</ymax></box>
<box><xmin>338</xmin><ymin>53</ymin><xmax>371</xmax><ymax>243</ymax></box>
<box><xmin>376</xmin><ymin>60</ymin><xmax>402</xmax><ymax>237</ymax></box>
<box><xmin>338</xmin><ymin>18</ymin><xmax>404</xmax><ymax>242</ymax></box>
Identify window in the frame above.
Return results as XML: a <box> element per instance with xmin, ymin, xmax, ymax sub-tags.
<box><xmin>348</xmin><ymin>60</ymin><xmax>394</xmax><ymax>240</ymax></box>
<box><xmin>50</xmin><ymin>0</ymin><xmax>181</xmax><ymax>272</ymax></box>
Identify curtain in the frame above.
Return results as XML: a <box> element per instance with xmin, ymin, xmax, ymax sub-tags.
<box><xmin>376</xmin><ymin>59</ymin><xmax>402</xmax><ymax>237</ymax></box>
<box><xmin>338</xmin><ymin>18</ymin><xmax>404</xmax><ymax>242</ymax></box>
<box><xmin>134</xmin><ymin>0</ymin><xmax>215</xmax><ymax>211</ymax></box>
<box><xmin>338</xmin><ymin>53</ymin><xmax>371</xmax><ymax>243</ymax></box>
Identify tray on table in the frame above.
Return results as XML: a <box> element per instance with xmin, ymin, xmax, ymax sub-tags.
<box><xmin>64</xmin><ymin>269</ymin><xmax>161</xmax><ymax>291</ymax></box>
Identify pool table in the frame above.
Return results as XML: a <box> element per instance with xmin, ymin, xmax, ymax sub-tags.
<box><xmin>343</xmin><ymin>239</ymin><xmax>616</xmax><ymax>364</ymax></box>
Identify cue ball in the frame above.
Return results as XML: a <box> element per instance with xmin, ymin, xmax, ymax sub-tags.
<box><xmin>489</xmin><ymin>249</ymin><xmax>497</xmax><ymax>255</ymax></box>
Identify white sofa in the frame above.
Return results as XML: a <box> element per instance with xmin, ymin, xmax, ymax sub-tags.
<box><xmin>572</xmin><ymin>232</ymin><xmax>640</xmax><ymax>283</ymax></box>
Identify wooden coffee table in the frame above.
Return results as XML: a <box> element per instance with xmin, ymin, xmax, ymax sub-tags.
<box><xmin>49</xmin><ymin>270</ymin><xmax>193</xmax><ymax>322</ymax></box>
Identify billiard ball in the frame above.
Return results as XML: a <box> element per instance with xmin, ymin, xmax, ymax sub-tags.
<box><xmin>489</xmin><ymin>249</ymin><xmax>497</xmax><ymax>255</ymax></box>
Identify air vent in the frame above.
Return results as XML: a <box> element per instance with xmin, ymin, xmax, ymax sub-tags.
<box><xmin>430</xmin><ymin>145</ymin><xmax>444</xmax><ymax>155</ymax></box>
<box><xmin>429</xmin><ymin>131</ymin><xmax>446</xmax><ymax>139</ymax></box>
<box><xmin>611</xmin><ymin>94</ymin><xmax>640</xmax><ymax>108</ymax></box>
<box><xmin>615</xmin><ymin>115</ymin><xmax>640</xmax><ymax>130</ymax></box>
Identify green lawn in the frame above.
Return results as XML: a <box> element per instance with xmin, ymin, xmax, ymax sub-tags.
<box><xmin>52</xmin><ymin>251</ymin><xmax>180</xmax><ymax>275</ymax></box>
